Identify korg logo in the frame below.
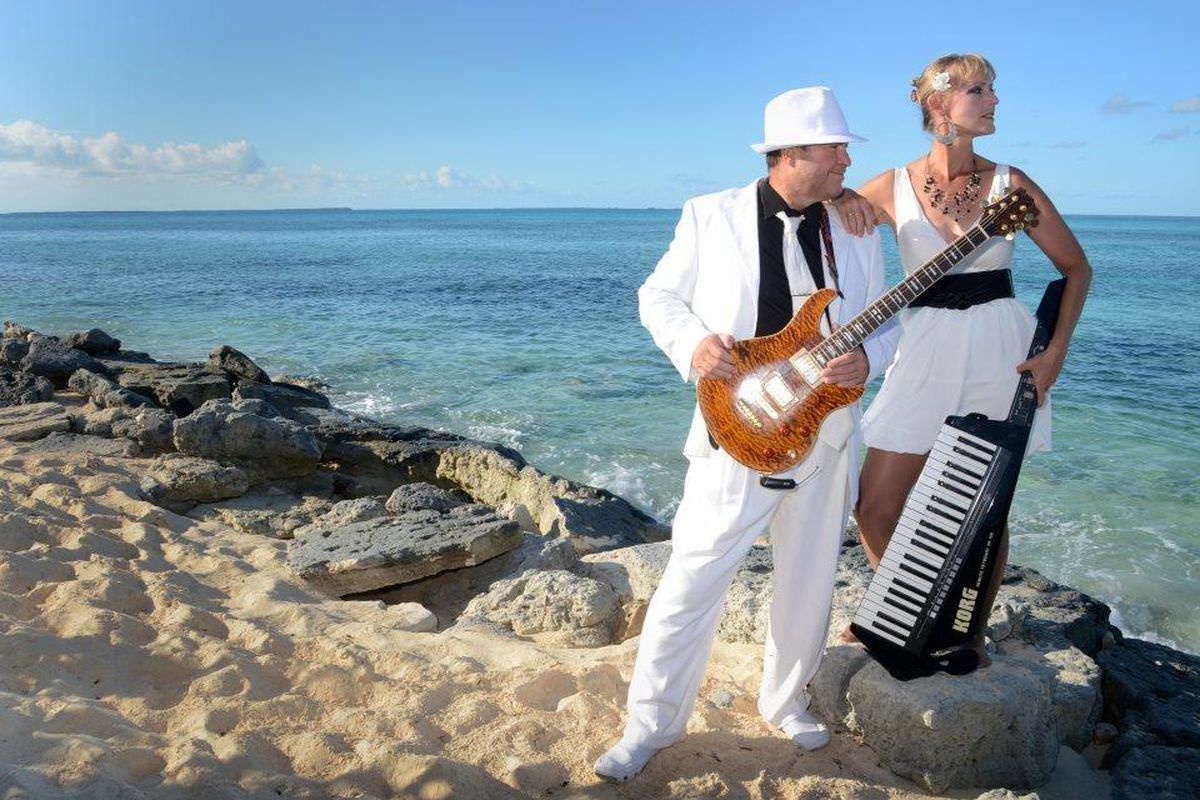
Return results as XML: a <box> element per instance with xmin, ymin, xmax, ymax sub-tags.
<box><xmin>951</xmin><ymin>587</ymin><xmax>978</xmax><ymax>633</ymax></box>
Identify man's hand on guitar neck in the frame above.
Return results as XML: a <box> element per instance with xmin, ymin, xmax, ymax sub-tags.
<box><xmin>821</xmin><ymin>347</ymin><xmax>868</xmax><ymax>387</ymax></box>
<box><xmin>692</xmin><ymin>334</ymin><xmax>736</xmax><ymax>380</ymax></box>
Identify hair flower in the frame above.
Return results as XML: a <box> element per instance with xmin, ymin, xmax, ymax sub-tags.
<box><xmin>931</xmin><ymin>71</ymin><xmax>952</xmax><ymax>92</ymax></box>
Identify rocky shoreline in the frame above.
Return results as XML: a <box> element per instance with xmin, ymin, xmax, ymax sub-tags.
<box><xmin>0</xmin><ymin>321</ymin><xmax>1196</xmax><ymax>799</ymax></box>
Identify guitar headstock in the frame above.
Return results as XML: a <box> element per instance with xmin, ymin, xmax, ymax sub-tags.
<box><xmin>979</xmin><ymin>188</ymin><xmax>1039</xmax><ymax>240</ymax></box>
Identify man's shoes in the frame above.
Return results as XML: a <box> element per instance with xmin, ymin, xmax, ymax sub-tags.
<box><xmin>593</xmin><ymin>738</ymin><xmax>662</xmax><ymax>782</ymax></box>
<box><xmin>780</xmin><ymin>710</ymin><xmax>831</xmax><ymax>751</ymax></box>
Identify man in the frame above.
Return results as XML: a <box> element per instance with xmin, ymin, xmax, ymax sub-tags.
<box><xmin>594</xmin><ymin>87</ymin><xmax>899</xmax><ymax>782</ymax></box>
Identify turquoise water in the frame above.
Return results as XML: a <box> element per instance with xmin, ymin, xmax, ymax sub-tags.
<box><xmin>2</xmin><ymin>209</ymin><xmax>1196</xmax><ymax>653</ymax></box>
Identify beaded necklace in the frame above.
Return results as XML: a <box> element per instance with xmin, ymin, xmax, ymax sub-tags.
<box><xmin>922</xmin><ymin>156</ymin><xmax>982</xmax><ymax>220</ymax></box>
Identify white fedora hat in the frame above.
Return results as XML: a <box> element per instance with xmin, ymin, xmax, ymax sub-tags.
<box><xmin>750</xmin><ymin>86</ymin><xmax>866</xmax><ymax>153</ymax></box>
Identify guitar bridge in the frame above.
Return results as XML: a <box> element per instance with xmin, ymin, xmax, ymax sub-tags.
<box><xmin>735</xmin><ymin>399</ymin><xmax>764</xmax><ymax>429</ymax></box>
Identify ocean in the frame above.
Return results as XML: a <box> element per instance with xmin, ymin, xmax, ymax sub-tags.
<box><xmin>2</xmin><ymin>208</ymin><xmax>1197</xmax><ymax>654</ymax></box>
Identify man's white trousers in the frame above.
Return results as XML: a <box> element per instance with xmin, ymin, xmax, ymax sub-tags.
<box><xmin>622</xmin><ymin>440</ymin><xmax>850</xmax><ymax>747</ymax></box>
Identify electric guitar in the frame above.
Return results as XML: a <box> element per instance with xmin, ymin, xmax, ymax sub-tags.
<box><xmin>696</xmin><ymin>188</ymin><xmax>1038</xmax><ymax>474</ymax></box>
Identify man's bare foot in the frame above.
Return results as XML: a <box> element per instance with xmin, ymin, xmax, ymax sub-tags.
<box><xmin>838</xmin><ymin>625</ymin><xmax>859</xmax><ymax>644</ymax></box>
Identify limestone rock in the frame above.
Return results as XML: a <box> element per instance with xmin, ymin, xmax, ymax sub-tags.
<box><xmin>288</xmin><ymin>505</ymin><xmax>523</xmax><ymax>596</ymax></box>
<box><xmin>208</xmin><ymin>345</ymin><xmax>271</xmax><ymax>384</ymax></box>
<box><xmin>233</xmin><ymin>382</ymin><xmax>331</xmax><ymax>419</ymax></box>
<box><xmin>461</xmin><ymin>569</ymin><xmax>619</xmax><ymax>647</ymax></box>
<box><xmin>1109</xmin><ymin>745</ymin><xmax>1200</xmax><ymax>800</ymax></box>
<box><xmin>386</xmin><ymin>482</ymin><xmax>465</xmax><ymax>515</ymax></box>
<box><xmin>140</xmin><ymin>453</ymin><xmax>250</xmax><ymax>512</ymax></box>
<box><xmin>846</xmin><ymin>658</ymin><xmax>1059</xmax><ymax>792</ymax></box>
<box><xmin>188</xmin><ymin>489</ymin><xmax>331</xmax><ymax>540</ymax></box>
<box><xmin>111</xmin><ymin>408</ymin><xmax>176</xmax><ymax>453</ymax></box>
<box><xmin>809</xmin><ymin>645</ymin><xmax>873</xmax><ymax>724</ymax></box>
<box><xmin>1043</xmin><ymin>645</ymin><xmax>1103</xmax><ymax>752</ymax></box>
<box><xmin>374</xmin><ymin>533</ymin><xmax>580</xmax><ymax>631</ymax></box>
<box><xmin>390</xmin><ymin>602</ymin><xmax>438</xmax><ymax>633</ymax></box>
<box><xmin>313</xmin><ymin>416</ymin><xmax>503</xmax><ymax>494</ymax></box>
<box><xmin>0</xmin><ymin>401</ymin><xmax>72</xmax><ymax>441</ymax></box>
<box><xmin>582</xmin><ymin>541</ymin><xmax>770</xmax><ymax>643</ymax></box>
<box><xmin>293</xmin><ymin>497</ymin><xmax>389</xmax><ymax>537</ymax></box>
<box><xmin>1099</xmin><ymin>638</ymin><xmax>1200</xmax><ymax>771</ymax></box>
<box><xmin>271</xmin><ymin>374</ymin><xmax>330</xmax><ymax>391</ymax></box>
<box><xmin>315</xmin><ymin>422</ymin><xmax>667</xmax><ymax>550</ymax></box>
<box><xmin>2</xmin><ymin>320</ymin><xmax>36</xmax><ymax>339</ymax></box>
<box><xmin>0</xmin><ymin>367</ymin><xmax>55</xmax><ymax>407</ymax></box>
<box><xmin>1000</xmin><ymin>564</ymin><xmax>1121</xmax><ymax>656</ymax></box>
<box><xmin>67</xmin><ymin>368</ymin><xmax>156</xmax><ymax>409</ymax></box>
<box><xmin>76</xmin><ymin>405</ymin><xmax>174</xmax><ymax>452</ymax></box>
<box><xmin>436</xmin><ymin>443</ymin><xmax>668</xmax><ymax>553</ymax></box>
<box><xmin>20</xmin><ymin>334</ymin><xmax>109</xmax><ymax>387</ymax></box>
<box><xmin>987</xmin><ymin>600</ymin><xmax>1030</xmax><ymax>643</ymax></box>
<box><xmin>75</xmin><ymin>406</ymin><xmax>129</xmax><ymax>437</ymax></box>
<box><xmin>0</xmin><ymin>338</ymin><xmax>29</xmax><ymax>367</ymax></box>
<box><xmin>173</xmin><ymin>399</ymin><xmax>322</xmax><ymax>480</ymax></box>
<box><xmin>109</xmin><ymin>361</ymin><xmax>231</xmax><ymax>416</ymax></box>
<box><xmin>64</xmin><ymin>328</ymin><xmax>121</xmax><ymax>355</ymax></box>
<box><xmin>1093</xmin><ymin>722</ymin><xmax>1119</xmax><ymax>745</ymax></box>
<box><xmin>24</xmin><ymin>431</ymin><xmax>138</xmax><ymax>458</ymax></box>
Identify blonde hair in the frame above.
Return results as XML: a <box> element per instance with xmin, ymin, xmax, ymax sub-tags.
<box><xmin>911</xmin><ymin>53</ymin><xmax>996</xmax><ymax>132</ymax></box>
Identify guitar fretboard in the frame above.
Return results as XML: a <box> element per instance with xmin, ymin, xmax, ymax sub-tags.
<box><xmin>811</xmin><ymin>224</ymin><xmax>992</xmax><ymax>366</ymax></box>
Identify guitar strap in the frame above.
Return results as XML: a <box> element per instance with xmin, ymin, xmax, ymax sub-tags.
<box><xmin>817</xmin><ymin>207</ymin><xmax>841</xmax><ymax>294</ymax></box>
<box><xmin>813</xmin><ymin>207</ymin><xmax>842</xmax><ymax>331</ymax></box>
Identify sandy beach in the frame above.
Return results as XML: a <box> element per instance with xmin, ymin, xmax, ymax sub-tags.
<box><xmin>0</xmin><ymin>430</ymin><xmax>1118</xmax><ymax>800</ymax></box>
<box><xmin>2</xmin><ymin>325</ymin><xmax>1193</xmax><ymax>799</ymax></box>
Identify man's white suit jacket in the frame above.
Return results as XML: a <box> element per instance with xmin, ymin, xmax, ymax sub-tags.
<box><xmin>638</xmin><ymin>180</ymin><xmax>900</xmax><ymax>500</ymax></box>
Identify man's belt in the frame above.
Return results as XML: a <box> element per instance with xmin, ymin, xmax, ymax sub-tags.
<box><xmin>909</xmin><ymin>269</ymin><xmax>1014</xmax><ymax>310</ymax></box>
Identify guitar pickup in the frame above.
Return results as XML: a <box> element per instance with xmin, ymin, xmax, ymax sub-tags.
<box><xmin>736</xmin><ymin>378</ymin><xmax>780</xmax><ymax>420</ymax></box>
<box><xmin>762</xmin><ymin>373</ymin><xmax>796</xmax><ymax>407</ymax></box>
<box><xmin>788</xmin><ymin>350</ymin><xmax>823</xmax><ymax>388</ymax></box>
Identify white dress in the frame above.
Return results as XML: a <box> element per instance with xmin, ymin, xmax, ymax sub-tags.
<box><xmin>862</xmin><ymin>164</ymin><xmax>1051</xmax><ymax>455</ymax></box>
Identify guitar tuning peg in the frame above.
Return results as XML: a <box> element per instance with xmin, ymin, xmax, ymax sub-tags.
<box><xmin>1005</xmin><ymin>232</ymin><xmax>1015</xmax><ymax>240</ymax></box>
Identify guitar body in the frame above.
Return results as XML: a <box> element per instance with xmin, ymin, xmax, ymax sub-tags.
<box><xmin>697</xmin><ymin>288</ymin><xmax>863</xmax><ymax>474</ymax></box>
<box><xmin>693</xmin><ymin>189</ymin><xmax>1037</xmax><ymax>475</ymax></box>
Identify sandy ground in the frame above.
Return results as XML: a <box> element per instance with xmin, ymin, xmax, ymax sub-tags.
<box><xmin>0</xmin><ymin>441</ymin><xmax>1108</xmax><ymax>799</ymax></box>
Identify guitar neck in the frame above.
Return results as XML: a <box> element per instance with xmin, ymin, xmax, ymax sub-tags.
<box><xmin>1006</xmin><ymin>278</ymin><xmax>1066</xmax><ymax>428</ymax></box>
<box><xmin>809</xmin><ymin>223</ymin><xmax>993</xmax><ymax>366</ymax></box>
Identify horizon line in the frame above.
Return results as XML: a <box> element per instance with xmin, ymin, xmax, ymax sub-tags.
<box><xmin>2</xmin><ymin>207</ymin><xmax>1198</xmax><ymax>220</ymax></box>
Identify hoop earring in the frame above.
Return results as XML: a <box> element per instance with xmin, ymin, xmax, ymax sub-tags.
<box><xmin>934</xmin><ymin>119</ymin><xmax>958</xmax><ymax>146</ymax></box>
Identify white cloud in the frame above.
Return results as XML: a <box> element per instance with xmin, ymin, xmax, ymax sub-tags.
<box><xmin>0</xmin><ymin>119</ymin><xmax>263</xmax><ymax>178</ymax></box>
<box><xmin>1101</xmin><ymin>94</ymin><xmax>1150</xmax><ymax>114</ymax></box>
<box><xmin>1155</xmin><ymin>127</ymin><xmax>1191</xmax><ymax>141</ymax></box>
<box><xmin>1169</xmin><ymin>96</ymin><xmax>1200</xmax><ymax>113</ymax></box>
<box><xmin>399</xmin><ymin>165</ymin><xmax>530</xmax><ymax>194</ymax></box>
<box><xmin>0</xmin><ymin>119</ymin><xmax>539</xmax><ymax>208</ymax></box>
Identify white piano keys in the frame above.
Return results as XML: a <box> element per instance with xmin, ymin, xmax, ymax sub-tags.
<box><xmin>853</xmin><ymin>420</ymin><xmax>1012</xmax><ymax>654</ymax></box>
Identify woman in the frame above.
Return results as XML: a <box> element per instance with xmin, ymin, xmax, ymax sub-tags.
<box><xmin>836</xmin><ymin>53</ymin><xmax>1092</xmax><ymax>660</ymax></box>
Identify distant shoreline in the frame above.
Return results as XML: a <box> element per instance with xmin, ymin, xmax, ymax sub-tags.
<box><xmin>3</xmin><ymin>207</ymin><xmax>1198</xmax><ymax>220</ymax></box>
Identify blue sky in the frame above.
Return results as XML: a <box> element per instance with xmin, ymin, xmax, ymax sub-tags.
<box><xmin>1</xmin><ymin>0</ymin><xmax>1197</xmax><ymax>215</ymax></box>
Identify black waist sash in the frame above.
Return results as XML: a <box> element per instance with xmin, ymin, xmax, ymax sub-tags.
<box><xmin>910</xmin><ymin>269</ymin><xmax>1014</xmax><ymax>310</ymax></box>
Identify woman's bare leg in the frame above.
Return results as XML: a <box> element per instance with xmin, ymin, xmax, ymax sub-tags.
<box><xmin>854</xmin><ymin>448</ymin><xmax>929</xmax><ymax>570</ymax></box>
<box><xmin>838</xmin><ymin>448</ymin><xmax>928</xmax><ymax>642</ymax></box>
